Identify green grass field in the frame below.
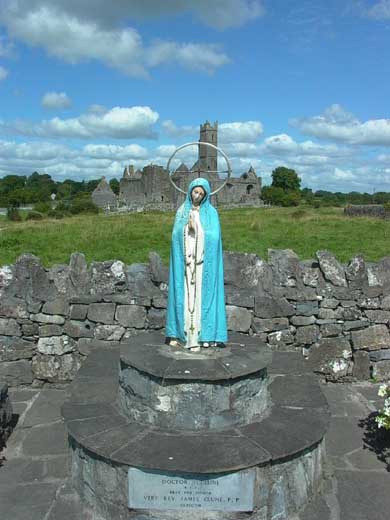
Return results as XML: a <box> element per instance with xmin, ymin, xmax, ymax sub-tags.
<box><xmin>1</xmin><ymin>206</ymin><xmax>389</xmax><ymax>266</ymax></box>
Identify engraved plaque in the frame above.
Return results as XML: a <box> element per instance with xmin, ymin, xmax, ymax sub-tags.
<box><xmin>128</xmin><ymin>468</ymin><xmax>255</xmax><ymax>512</ymax></box>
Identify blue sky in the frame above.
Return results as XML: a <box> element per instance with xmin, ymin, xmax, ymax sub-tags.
<box><xmin>1</xmin><ymin>0</ymin><xmax>390</xmax><ymax>192</ymax></box>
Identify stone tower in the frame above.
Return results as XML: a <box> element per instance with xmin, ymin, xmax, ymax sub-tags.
<box><xmin>198</xmin><ymin>120</ymin><xmax>218</xmax><ymax>173</ymax></box>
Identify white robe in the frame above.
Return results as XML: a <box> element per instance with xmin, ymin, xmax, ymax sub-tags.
<box><xmin>183</xmin><ymin>208</ymin><xmax>204</xmax><ymax>348</ymax></box>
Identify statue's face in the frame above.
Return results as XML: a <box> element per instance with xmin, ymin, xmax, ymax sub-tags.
<box><xmin>191</xmin><ymin>186</ymin><xmax>205</xmax><ymax>206</ymax></box>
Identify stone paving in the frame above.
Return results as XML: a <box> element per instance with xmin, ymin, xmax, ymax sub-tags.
<box><xmin>0</xmin><ymin>381</ymin><xmax>389</xmax><ymax>519</ymax></box>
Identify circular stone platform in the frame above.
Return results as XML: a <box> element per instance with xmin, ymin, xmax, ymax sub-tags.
<box><xmin>62</xmin><ymin>331</ymin><xmax>330</xmax><ymax>520</ymax></box>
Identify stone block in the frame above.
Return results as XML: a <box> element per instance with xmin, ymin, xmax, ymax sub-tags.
<box><xmin>268</xmin><ymin>329</ymin><xmax>294</xmax><ymax>346</ymax></box>
<box><xmin>357</xmin><ymin>297</ymin><xmax>381</xmax><ymax>309</ymax></box>
<box><xmin>21</xmin><ymin>321</ymin><xmax>39</xmax><ymax>336</ymax></box>
<box><xmin>87</xmin><ymin>303</ymin><xmax>116</xmax><ymax>324</ymax></box>
<box><xmin>296</xmin><ymin>301</ymin><xmax>319</xmax><ymax>316</ymax></box>
<box><xmin>226</xmin><ymin>305</ymin><xmax>252</xmax><ymax>332</ymax></box>
<box><xmin>0</xmin><ymin>359</ymin><xmax>33</xmax><ymax>385</ymax></box>
<box><xmin>316</xmin><ymin>250</ymin><xmax>347</xmax><ymax>287</ymax></box>
<box><xmin>147</xmin><ymin>308</ymin><xmax>166</xmax><ymax>330</ymax></box>
<box><xmin>69</xmin><ymin>252</ymin><xmax>90</xmax><ymax>295</ymax></box>
<box><xmin>77</xmin><ymin>338</ymin><xmax>93</xmax><ymax>356</ymax></box>
<box><xmin>39</xmin><ymin>324</ymin><xmax>63</xmax><ymax>337</ymax></box>
<box><xmin>42</xmin><ymin>297</ymin><xmax>69</xmax><ymax>316</ymax></box>
<box><xmin>290</xmin><ymin>315</ymin><xmax>316</xmax><ymax>326</ymax></box>
<box><xmin>364</xmin><ymin>310</ymin><xmax>390</xmax><ymax>324</ymax></box>
<box><xmin>152</xmin><ymin>295</ymin><xmax>168</xmax><ymax>309</ymax></box>
<box><xmin>149</xmin><ymin>252</ymin><xmax>168</xmax><ymax>284</ymax></box>
<box><xmin>0</xmin><ymin>317</ymin><xmax>21</xmax><ymax>336</ymax></box>
<box><xmin>32</xmin><ymin>353</ymin><xmax>81</xmax><ymax>382</ymax></box>
<box><xmin>346</xmin><ymin>255</ymin><xmax>367</xmax><ymax>286</ymax></box>
<box><xmin>381</xmin><ymin>295</ymin><xmax>390</xmax><ymax>310</ymax></box>
<box><xmin>335</xmin><ymin>306</ymin><xmax>361</xmax><ymax>321</ymax></box>
<box><xmin>351</xmin><ymin>325</ymin><xmax>390</xmax><ymax>351</ymax></box>
<box><xmin>301</xmin><ymin>262</ymin><xmax>320</xmax><ymax>287</ymax></box>
<box><xmin>343</xmin><ymin>320</ymin><xmax>369</xmax><ymax>332</ymax></box>
<box><xmin>321</xmin><ymin>298</ymin><xmax>339</xmax><ymax>309</ymax></box>
<box><xmin>268</xmin><ymin>248</ymin><xmax>300</xmax><ymax>287</ymax></box>
<box><xmin>0</xmin><ymin>298</ymin><xmax>28</xmax><ymax>319</ymax></box>
<box><xmin>308</xmin><ymin>336</ymin><xmax>352</xmax><ymax>380</ymax></box>
<box><xmin>224</xmin><ymin>251</ymin><xmax>272</xmax><ymax>289</ymax></box>
<box><xmin>63</xmin><ymin>320</ymin><xmax>94</xmax><ymax>338</ymax></box>
<box><xmin>30</xmin><ymin>313</ymin><xmax>65</xmax><ymax>325</ymax></box>
<box><xmin>372</xmin><ymin>360</ymin><xmax>390</xmax><ymax>381</ymax></box>
<box><xmin>295</xmin><ymin>325</ymin><xmax>319</xmax><ymax>345</ymax></box>
<box><xmin>0</xmin><ymin>339</ymin><xmax>35</xmax><ymax>361</ymax></box>
<box><xmin>252</xmin><ymin>317</ymin><xmax>289</xmax><ymax>333</ymax></box>
<box><xmin>369</xmin><ymin>349</ymin><xmax>390</xmax><ymax>362</ymax></box>
<box><xmin>70</xmin><ymin>304</ymin><xmax>88</xmax><ymax>320</ymax></box>
<box><xmin>225</xmin><ymin>288</ymin><xmax>255</xmax><ymax>308</ymax></box>
<box><xmin>37</xmin><ymin>335</ymin><xmax>76</xmax><ymax>355</ymax></box>
<box><xmin>254</xmin><ymin>296</ymin><xmax>294</xmax><ymax>318</ymax></box>
<box><xmin>116</xmin><ymin>305</ymin><xmax>146</xmax><ymax>328</ymax></box>
<box><xmin>340</xmin><ymin>300</ymin><xmax>356</xmax><ymax>308</ymax></box>
<box><xmin>352</xmin><ymin>351</ymin><xmax>370</xmax><ymax>380</ymax></box>
<box><xmin>320</xmin><ymin>323</ymin><xmax>343</xmax><ymax>337</ymax></box>
<box><xmin>317</xmin><ymin>308</ymin><xmax>336</xmax><ymax>320</ymax></box>
<box><xmin>95</xmin><ymin>325</ymin><xmax>125</xmax><ymax>341</ymax></box>
<box><xmin>127</xmin><ymin>263</ymin><xmax>160</xmax><ymax>297</ymax></box>
<box><xmin>90</xmin><ymin>260</ymin><xmax>127</xmax><ymax>295</ymax></box>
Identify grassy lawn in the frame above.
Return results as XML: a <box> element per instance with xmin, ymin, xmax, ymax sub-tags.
<box><xmin>1</xmin><ymin>206</ymin><xmax>390</xmax><ymax>267</ymax></box>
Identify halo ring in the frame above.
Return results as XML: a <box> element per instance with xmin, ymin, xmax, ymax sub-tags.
<box><xmin>167</xmin><ymin>141</ymin><xmax>232</xmax><ymax>196</ymax></box>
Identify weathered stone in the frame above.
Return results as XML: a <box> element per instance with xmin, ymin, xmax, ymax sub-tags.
<box><xmin>69</xmin><ymin>252</ymin><xmax>90</xmax><ymax>295</ymax></box>
<box><xmin>254</xmin><ymin>296</ymin><xmax>294</xmax><ymax>318</ymax></box>
<box><xmin>372</xmin><ymin>360</ymin><xmax>390</xmax><ymax>381</ymax></box>
<box><xmin>127</xmin><ymin>263</ymin><xmax>160</xmax><ymax>297</ymax></box>
<box><xmin>369</xmin><ymin>349</ymin><xmax>390</xmax><ymax>362</ymax></box>
<box><xmin>0</xmin><ymin>317</ymin><xmax>21</xmax><ymax>336</ymax></box>
<box><xmin>94</xmin><ymin>325</ymin><xmax>125</xmax><ymax>341</ymax></box>
<box><xmin>346</xmin><ymin>255</ymin><xmax>367</xmax><ymax>286</ymax></box>
<box><xmin>32</xmin><ymin>353</ymin><xmax>81</xmax><ymax>382</ymax></box>
<box><xmin>320</xmin><ymin>323</ymin><xmax>343</xmax><ymax>337</ymax></box>
<box><xmin>352</xmin><ymin>351</ymin><xmax>370</xmax><ymax>380</ymax></box>
<box><xmin>77</xmin><ymin>338</ymin><xmax>93</xmax><ymax>356</ymax></box>
<box><xmin>70</xmin><ymin>304</ymin><xmax>88</xmax><ymax>320</ymax></box>
<box><xmin>224</xmin><ymin>251</ymin><xmax>273</xmax><ymax>290</ymax></box>
<box><xmin>363</xmin><ymin>285</ymin><xmax>383</xmax><ymax>298</ymax></box>
<box><xmin>87</xmin><ymin>303</ymin><xmax>116</xmax><ymax>324</ymax></box>
<box><xmin>225</xmin><ymin>288</ymin><xmax>255</xmax><ymax>308</ymax></box>
<box><xmin>296</xmin><ymin>301</ymin><xmax>319</xmax><ymax>316</ymax></box>
<box><xmin>147</xmin><ymin>308</ymin><xmax>166</xmax><ymax>330</ymax></box>
<box><xmin>63</xmin><ymin>320</ymin><xmax>93</xmax><ymax>338</ymax></box>
<box><xmin>268</xmin><ymin>329</ymin><xmax>294</xmax><ymax>346</ymax></box>
<box><xmin>0</xmin><ymin>339</ymin><xmax>35</xmax><ymax>361</ymax></box>
<box><xmin>279</xmin><ymin>286</ymin><xmax>318</xmax><ymax>301</ymax></box>
<box><xmin>0</xmin><ymin>359</ymin><xmax>33</xmax><ymax>385</ymax></box>
<box><xmin>316</xmin><ymin>251</ymin><xmax>347</xmax><ymax>287</ymax></box>
<box><xmin>20</xmin><ymin>320</ymin><xmax>39</xmax><ymax>336</ymax></box>
<box><xmin>29</xmin><ymin>313</ymin><xmax>65</xmax><ymax>325</ymax></box>
<box><xmin>321</xmin><ymin>298</ymin><xmax>339</xmax><ymax>309</ymax></box>
<box><xmin>351</xmin><ymin>325</ymin><xmax>390</xmax><ymax>351</ymax></box>
<box><xmin>39</xmin><ymin>324</ymin><xmax>63</xmax><ymax>337</ymax></box>
<box><xmin>268</xmin><ymin>249</ymin><xmax>300</xmax><ymax>287</ymax></box>
<box><xmin>0</xmin><ymin>297</ymin><xmax>28</xmax><ymax>319</ymax></box>
<box><xmin>335</xmin><ymin>306</ymin><xmax>362</xmax><ymax>321</ymax></box>
<box><xmin>37</xmin><ymin>335</ymin><xmax>76</xmax><ymax>355</ymax></box>
<box><xmin>375</xmin><ymin>256</ymin><xmax>390</xmax><ymax>286</ymax></box>
<box><xmin>357</xmin><ymin>297</ymin><xmax>381</xmax><ymax>309</ymax></box>
<box><xmin>366</xmin><ymin>263</ymin><xmax>380</xmax><ymax>287</ymax></box>
<box><xmin>301</xmin><ymin>262</ymin><xmax>320</xmax><ymax>287</ymax></box>
<box><xmin>152</xmin><ymin>295</ymin><xmax>168</xmax><ymax>309</ymax></box>
<box><xmin>105</xmin><ymin>293</ymin><xmax>151</xmax><ymax>306</ymax></box>
<box><xmin>381</xmin><ymin>295</ymin><xmax>390</xmax><ymax>310</ymax></box>
<box><xmin>295</xmin><ymin>325</ymin><xmax>319</xmax><ymax>345</ymax></box>
<box><xmin>318</xmin><ymin>308</ymin><xmax>336</xmax><ymax>320</ymax></box>
<box><xmin>308</xmin><ymin>336</ymin><xmax>352</xmax><ymax>380</ymax></box>
<box><xmin>0</xmin><ymin>265</ymin><xmax>13</xmax><ymax>297</ymax></box>
<box><xmin>226</xmin><ymin>305</ymin><xmax>252</xmax><ymax>332</ymax></box>
<box><xmin>149</xmin><ymin>252</ymin><xmax>168</xmax><ymax>284</ymax></box>
<box><xmin>343</xmin><ymin>320</ymin><xmax>369</xmax><ymax>331</ymax></box>
<box><xmin>42</xmin><ymin>297</ymin><xmax>69</xmax><ymax>316</ymax></box>
<box><xmin>27</xmin><ymin>301</ymin><xmax>42</xmax><ymax>313</ymax></box>
<box><xmin>116</xmin><ymin>305</ymin><xmax>146</xmax><ymax>328</ymax></box>
<box><xmin>290</xmin><ymin>315</ymin><xmax>316</xmax><ymax>326</ymax></box>
<box><xmin>252</xmin><ymin>317</ymin><xmax>289</xmax><ymax>333</ymax></box>
<box><xmin>340</xmin><ymin>300</ymin><xmax>356</xmax><ymax>308</ymax></box>
<box><xmin>90</xmin><ymin>260</ymin><xmax>127</xmax><ymax>295</ymax></box>
<box><xmin>364</xmin><ymin>310</ymin><xmax>390</xmax><ymax>324</ymax></box>
<box><xmin>48</xmin><ymin>264</ymin><xmax>70</xmax><ymax>294</ymax></box>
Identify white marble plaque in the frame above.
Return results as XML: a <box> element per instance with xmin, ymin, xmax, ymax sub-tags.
<box><xmin>128</xmin><ymin>468</ymin><xmax>255</xmax><ymax>512</ymax></box>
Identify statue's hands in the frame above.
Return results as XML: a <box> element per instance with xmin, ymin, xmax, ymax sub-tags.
<box><xmin>188</xmin><ymin>211</ymin><xmax>197</xmax><ymax>234</ymax></box>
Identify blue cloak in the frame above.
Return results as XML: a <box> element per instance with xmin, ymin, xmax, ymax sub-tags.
<box><xmin>166</xmin><ymin>178</ymin><xmax>228</xmax><ymax>344</ymax></box>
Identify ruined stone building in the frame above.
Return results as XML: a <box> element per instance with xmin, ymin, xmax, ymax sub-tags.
<box><xmin>92</xmin><ymin>121</ymin><xmax>263</xmax><ymax>211</ymax></box>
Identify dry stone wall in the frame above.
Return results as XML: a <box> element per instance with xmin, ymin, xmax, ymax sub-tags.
<box><xmin>1</xmin><ymin>249</ymin><xmax>390</xmax><ymax>387</ymax></box>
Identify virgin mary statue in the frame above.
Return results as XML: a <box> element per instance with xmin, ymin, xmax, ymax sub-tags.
<box><xmin>166</xmin><ymin>178</ymin><xmax>227</xmax><ymax>352</ymax></box>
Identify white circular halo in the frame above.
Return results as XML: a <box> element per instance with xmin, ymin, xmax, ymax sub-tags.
<box><xmin>166</xmin><ymin>141</ymin><xmax>232</xmax><ymax>196</ymax></box>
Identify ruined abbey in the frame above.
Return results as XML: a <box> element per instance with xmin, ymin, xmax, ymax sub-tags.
<box><xmin>92</xmin><ymin>121</ymin><xmax>263</xmax><ymax>211</ymax></box>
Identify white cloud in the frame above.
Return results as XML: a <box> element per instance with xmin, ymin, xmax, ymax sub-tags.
<box><xmin>367</xmin><ymin>0</ymin><xmax>390</xmax><ymax>20</ymax></box>
<box><xmin>0</xmin><ymin>2</ymin><xmax>230</xmax><ymax>77</ymax></box>
<box><xmin>0</xmin><ymin>106</ymin><xmax>160</xmax><ymax>139</ymax></box>
<box><xmin>0</xmin><ymin>65</ymin><xmax>9</xmax><ymax>80</ymax></box>
<box><xmin>82</xmin><ymin>144</ymin><xmax>148</xmax><ymax>160</ymax></box>
<box><xmin>333</xmin><ymin>167</ymin><xmax>356</xmax><ymax>180</ymax></box>
<box><xmin>41</xmin><ymin>91</ymin><xmax>72</xmax><ymax>110</ymax></box>
<box><xmin>291</xmin><ymin>104</ymin><xmax>390</xmax><ymax>146</ymax></box>
<box><xmin>219</xmin><ymin>121</ymin><xmax>264</xmax><ymax>143</ymax></box>
<box><xmin>162</xmin><ymin>120</ymin><xmax>198</xmax><ymax>138</ymax></box>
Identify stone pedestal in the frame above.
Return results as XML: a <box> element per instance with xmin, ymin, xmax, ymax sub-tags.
<box><xmin>62</xmin><ymin>332</ymin><xmax>330</xmax><ymax>519</ymax></box>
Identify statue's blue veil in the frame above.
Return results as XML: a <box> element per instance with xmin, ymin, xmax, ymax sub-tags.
<box><xmin>166</xmin><ymin>178</ymin><xmax>228</xmax><ymax>343</ymax></box>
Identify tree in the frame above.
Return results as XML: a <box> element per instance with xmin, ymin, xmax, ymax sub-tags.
<box><xmin>109</xmin><ymin>178</ymin><xmax>120</xmax><ymax>195</ymax></box>
<box><xmin>271</xmin><ymin>167</ymin><xmax>301</xmax><ymax>192</ymax></box>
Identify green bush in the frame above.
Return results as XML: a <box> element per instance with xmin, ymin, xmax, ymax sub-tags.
<box><xmin>33</xmin><ymin>202</ymin><xmax>51</xmax><ymax>213</ymax></box>
<box><xmin>384</xmin><ymin>202</ymin><xmax>390</xmax><ymax>211</ymax></box>
<box><xmin>47</xmin><ymin>209</ymin><xmax>66</xmax><ymax>219</ymax></box>
<box><xmin>6</xmin><ymin>207</ymin><xmax>22</xmax><ymax>221</ymax></box>
<box><xmin>26</xmin><ymin>211</ymin><xmax>43</xmax><ymax>220</ymax></box>
<box><xmin>69</xmin><ymin>198</ymin><xmax>99</xmax><ymax>215</ymax></box>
